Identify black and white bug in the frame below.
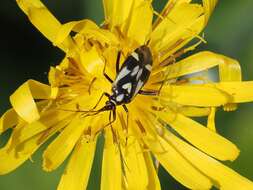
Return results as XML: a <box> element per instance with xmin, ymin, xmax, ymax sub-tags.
<box><xmin>70</xmin><ymin>45</ymin><xmax>158</xmax><ymax>128</ymax></box>
<box><xmin>88</xmin><ymin>45</ymin><xmax>158</xmax><ymax>126</ymax></box>
<box><xmin>110</xmin><ymin>45</ymin><xmax>154</xmax><ymax>103</ymax></box>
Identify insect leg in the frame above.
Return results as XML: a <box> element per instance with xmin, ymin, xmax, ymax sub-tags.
<box><xmin>122</xmin><ymin>105</ymin><xmax>129</xmax><ymax>126</ymax></box>
<box><xmin>103</xmin><ymin>61</ymin><xmax>113</xmax><ymax>83</ymax></box>
<box><xmin>116</xmin><ymin>51</ymin><xmax>121</xmax><ymax>74</ymax></box>
<box><xmin>138</xmin><ymin>90</ymin><xmax>158</xmax><ymax>96</ymax></box>
<box><xmin>59</xmin><ymin>92</ymin><xmax>110</xmax><ymax>115</ymax></box>
<box><xmin>122</xmin><ymin>105</ymin><xmax>129</xmax><ymax>129</ymax></box>
<box><xmin>101</xmin><ymin>107</ymin><xmax>117</xmax><ymax>129</ymax></box>
<box><xmin>112</xmin><ymin>107</ymin><xmax>116</xmax><ymax>123</ymax></box>
<box><xmin>92</xmin><ymin>92</ymin><xmax>110</xmax><ymax>110</ymax></box>
<box><xmin>88</xmin><ymin>77</ymin><xmax>97</xmax><ymax>95</ymax></box>
<box><xmin>122</xmin><ymin>105</ymin><xmax>129</xmax><ymax>145</ymax></box>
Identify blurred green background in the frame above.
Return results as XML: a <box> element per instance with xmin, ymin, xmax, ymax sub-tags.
<box><xmin>0</xmin><ymin>0</ymin><xmax>253</xmax><ymax>189</ymax></box>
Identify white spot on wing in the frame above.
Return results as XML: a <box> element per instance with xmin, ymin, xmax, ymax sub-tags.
<box><xmin>131</xmin><ymin>65</ymin><xmax>139</xmax><ymax>76</ymax></box>
<box><xmin>145</xmin><ymin>64</ymin><xmax>152</xmax><ymax>71</ymax></box>
<box><xmin>136</xmin><ymin>68</ymin><xmax>143</xmax><ymax>80</ymax></box>
<box><xmin>116</xmin><ymin>94</ymin><xmax>124</xmax><ymax>102</ymax></box>
<box><xmin>122</xmin><ymin>83</ymin><xmax>132</xmax><ymax>94</ymax></box>
<box><xmin>134</xmin><ymin>80</ymin><xmax>144</xmax><ymax>96</ymax></box>
<box><xmin>131</xmin><ymin>52</ymin><xmax>139</xmax><ymax>61</ymax></box>
<box><xmin>114</xmin><ymin>67</ymin><xmax>131</xmax><ymax>85</ymax></box>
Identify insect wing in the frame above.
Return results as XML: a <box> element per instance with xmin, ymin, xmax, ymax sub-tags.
<box><xmin>112</xmin><ymin>46</ymin><xmax>153</xmax><ymax>104</ymax></box>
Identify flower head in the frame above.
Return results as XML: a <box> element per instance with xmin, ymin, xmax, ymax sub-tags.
<box><xmin>1</xmin><ymin>0</ymin><xmax>253</xmax><ymax>189</ymax></box>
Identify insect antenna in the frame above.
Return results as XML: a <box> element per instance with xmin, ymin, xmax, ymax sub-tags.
<box><xmin>58</xmin><ymin>101</ymin><xmax>113</xmax><ymax>118</ymax></box>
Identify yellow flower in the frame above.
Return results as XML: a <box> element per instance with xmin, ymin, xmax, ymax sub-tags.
<box><xmin>1</xmin><ymin>0</ymin><xmax>253</xmax><ymax>189</ymax></box>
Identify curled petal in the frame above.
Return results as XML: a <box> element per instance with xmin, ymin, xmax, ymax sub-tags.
<box><xmin>10</xmin><ymin>80</ymin><xmax>56</xmax><ymax>123</ymax></box>
<box><xmin>16</xmin><ymin>0</ymin><xmax>75</xmax><ymax>52</ymax></box>
<box><xmin>0</xmin><ymin>108</ymin><xmax>19</xmax><ymax>134</ymax></box>
<box><xmin>54</xmin><ymin>19</ymin><xmax>98</xmax><ymax>46</ymax></box>
<box><xmin>154</xmin><ymin>51</ymin><xmax>241</xmax><ymax>81</ymax></box>
<box><xmin>156</xmin><ymin>51</ymin><xmax>241</xmax><ymax>110</ymax></box>
<box><xmin>160</xmin><ymin>84</ymin><xmax>230</xmax><ymax>107</ymax></box>
<box><xmin>161</xmin><ymin>82</ymin><xmax>253</xmax><ymax>107</ymax></box>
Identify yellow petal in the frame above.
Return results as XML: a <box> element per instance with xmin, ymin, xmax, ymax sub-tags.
<box><xmin>10</xmin><ymin>80</ymin><xmax>54</xmax><ymax>123</ymax></box>
<box><xmin>160</xmin><ymin>84</ymin><xmax>230</xmax><ymax>107</ymax></box>
<box><xmin>122</xmin><ymin>135</ymin><xmax>149</xmax><ymax>189</ymax></box>
<box><xmin>147</xmin><ymin>136</ymin><xmax>212</xmax><ymax>189</ymax></box>
<box><xmin>161</xmin><ymin>82</ymin><xmax>253</xmax><ymax>107</ymax></box>
<box><xmin>134</xmin><ymin>112</ymin><xmax>212</xmax><ymax>189</ymax></box>
<box><xmin>12</xmin><ymin>111</ymin><xmax>73</xmax><ymax>145</ymax></box>
<box><xmin>154</xmin><ymin>51</ymin><xmax>241</xmax><ymax>82</ymax></box>
<box><xmin>103</xmin><ymin>0</ymin><xmax>145</xmax><ymax>34</ymax></box>
<box><xmin>103</xmin><ymin>0</ymin><xmax>133</xmax><ymax>29</ymax></box>
<box><xmin>156</xmin><ymin>110</ymin><xmax>239</xmax><ymax>161</ymax></box>
<box><xmin>16</xmin><ymin>0</ymin><xmax>75</xmax><ymax>52</ymax></box>
<box><xmin>101</xmin><ymin>129</ymin><xmax>122</xmax><ymax>190</ymax></box>
<box><xmin>57</xmin><ymin>138</ymin><xmax>97</xmax><ymax>190</ymax></box>
<box><xmin>150</xmin><ymin>3</ymin><xmax>204</xmax><ymax>58</ymax></box>
<box><xmin>153</xmin><ymin>0</ymin><xmax>192</xmax><ymax>29</ymax></box>
<box><xmin>153</xmin><ymin>101</ymin><xmax>211</xmax><ymax>117</ymax></box>
<box><xmin>203</xmin><ymin>0</ymin><xmax>218</xmax><ymax>24</ymax></box>
<box><xmin>43</xmin><ymin>115</ymin><xmax>92</xmax><ymax>171</ymax></box>
<box><xmin>143</xmin><ymin>152</ymin><xmax>161</xmax><ymax>190</ymax></box>
<box><xmin>54</xmin><ymin>19</ymin><xmax>98</xmax><ymax>46</ymax></box>
<box><xmin>164</xmin><ymin>131</ymin><xmax>253</xmax><ymax>190</ymax></box>
<box><xmin>207</xmin><ymin>107</ymin><xmax>216</xmax><ymax>132</ymax></box>
<box><xmin>0</xmin><ymin>119</ymin><xmax>66</xmax><ymax>175</ymax></box>
<box><xmin>0</xmin><ymin>133</ymin><xmax>40</xmax><ymax>175</ymax></box>
<box><xmin>126</xmin><ymin>0</ymin><xmax>153</xmax><ymax>45</ymax></box>
<box><xmin>216</xmin><ymin>81</ymin><xmax>253</xmax><ymax>103</ymax></box>
<box><xmin>178</xmin><ymin>106</ymin><xmax>211</xmax><ymax>117</ymax></box>
<box><xmin>0</xmin><ymin>108</ymin><xmax>19</xmax><ymax>134</ymax></box>
<box><xmin>80</xmin><ymin>46</ymin><xmax>104</xmax><ymax>77</ymax></box>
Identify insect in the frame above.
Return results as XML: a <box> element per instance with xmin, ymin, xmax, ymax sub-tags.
<box><xmin>86</xmin><ymin>44</ymin><xmax>158</xmax><ymax>127</ymax></box>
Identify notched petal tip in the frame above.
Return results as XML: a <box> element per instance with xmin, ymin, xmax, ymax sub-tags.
<box><xmin>42</xmin><ymin>156</ymin><xmax>53</xmax><ymax>172</ymax></box>
<box><xmin>0</xmin><ymin>109</ymin><xmax>19</xmax><ymax>135</ymax></box>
